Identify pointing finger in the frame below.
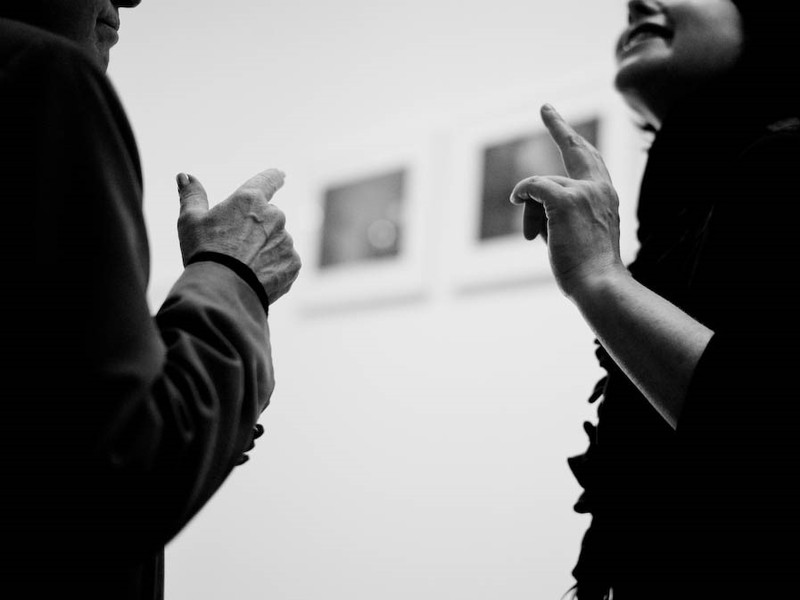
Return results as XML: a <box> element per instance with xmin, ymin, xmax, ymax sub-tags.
<box><xmin>540</xmin><ymin>104</ymin><xmax>597</xmax><ymax>181</ymax></box>
<box><xmin>177</xmin><ymin>173</ymin><xmax>209</xmax><ymax>216</ymax></box>
<box><xmin>234</xmin><ymin>168</ymin><xmax>286</xmax><ymax>203</ymax></box>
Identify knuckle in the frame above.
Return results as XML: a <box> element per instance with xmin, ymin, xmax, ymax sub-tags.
<box><xmin>235</xmin><ymin>189</ymin><xmax>261</xmax><ymax>206</ymax></box>
<box><xmin>595</xmin><ymin>181</ymin><xmax>617</xmax><ymax>201</ymax></box>
<box><xmin>599</xmin><ymin>181</ymin><xmax>614</xmax><ymax>196</ymax></box>
<box><xmin>265</xmin><ymin>205</ymin><xmax>287</xmax><ymax>229</ymax></box>
<box><xmin>566</xmin><ymin>133</ymin><xmax>584</xmax><ymax>148</ymax></box>
<box><xmin>564</xmin><ymin>187</ymin><xmax>582</xmax><ymax>203</ymax></box>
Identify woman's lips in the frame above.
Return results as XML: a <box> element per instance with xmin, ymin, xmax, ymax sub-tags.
<box><xmin>618</xmin><ymin>23</ymin><xmax>672</xmax><ymax>56</ymax></box>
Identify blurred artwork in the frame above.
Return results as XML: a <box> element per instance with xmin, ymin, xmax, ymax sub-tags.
<box><xmin>318</xmin><ymin>169</ymin><xmax>406</xmax><ymax>269</ymax></box>
<box><xmin>478</xmin><ymin>118</ymin><xmax>599</xmax><ymax>240</ymax></box>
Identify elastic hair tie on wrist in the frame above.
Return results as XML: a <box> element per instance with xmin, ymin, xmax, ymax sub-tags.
<box><xmin>187</xmin><ymin>251</ymin><xmax>270</xmax><ymax>316</ymax></box>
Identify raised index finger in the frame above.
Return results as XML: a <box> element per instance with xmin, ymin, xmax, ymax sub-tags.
<box><xmin>540</xmin><ymin>104</ymin><xmax>597</xmax><ymax>181</ymax></box>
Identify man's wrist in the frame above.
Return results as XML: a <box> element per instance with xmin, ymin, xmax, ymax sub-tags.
<box><xmin>187</xmin><ymin>251</ymin><xmax>270</xmax><ymax>316</ymax></box>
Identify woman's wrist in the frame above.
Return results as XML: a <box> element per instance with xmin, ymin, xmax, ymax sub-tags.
<box><xmin>563</xmin><ymin>262</ymin><xmax>633</xmax><ymax>311</ymax></box>
<box><xmin>565</xmin><ymin>262</ymin><xmax>713</xmax><ymax>428</ymax></box>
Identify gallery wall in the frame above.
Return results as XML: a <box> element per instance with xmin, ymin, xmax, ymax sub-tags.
<box><xmin>107</xmin><ymin>1</ymin><xmax>647</xmax><ymax>598</ymax></box>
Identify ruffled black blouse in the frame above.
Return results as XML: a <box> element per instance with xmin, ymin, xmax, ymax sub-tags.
<box><xmin>567</xmin><ymin>84</ymin><xmax>800</xmax><ymax>599</ymax></box>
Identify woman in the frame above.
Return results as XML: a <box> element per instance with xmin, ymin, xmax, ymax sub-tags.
<box><xmin>512</xmin><ymin>1</ymin><xmax>800</xmax><ymax>598</ymax></box>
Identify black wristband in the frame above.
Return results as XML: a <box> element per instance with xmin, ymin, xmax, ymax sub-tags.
<box><xmin>187</xmin><ymin>251</ymin><xmax>269</xmax><ymax>316</ymax></box>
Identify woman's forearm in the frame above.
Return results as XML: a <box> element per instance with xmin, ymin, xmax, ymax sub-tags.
<box><xmin>570</xmin><ymin>268</ymin><xmax>714</xmax><ymax>429</ymax></box>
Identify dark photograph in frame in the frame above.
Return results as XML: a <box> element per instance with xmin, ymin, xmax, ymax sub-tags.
<box><xmin>478</xmin><ymin>118</ymin><xmax>600</xmax><ymax>241</ymax></box>
<box><xmin>318</xmin><ymin>168</ymin><xmax>406</xmax><ymax>270</ymax></box>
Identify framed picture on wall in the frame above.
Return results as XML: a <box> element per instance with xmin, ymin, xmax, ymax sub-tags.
<box><xmin>297</xmin><ymin>137</ymin><xmax>437</xmax><ymax>313</ymax></box>
<box><xmin>444</xmin><ymin>75</ymin><xmax>642</xmax><ymax>292</ymax></box>
<box><xmin>477</xmin><ymin>118</ymin><xmax>600</xmax><ymax>241</ymax></box>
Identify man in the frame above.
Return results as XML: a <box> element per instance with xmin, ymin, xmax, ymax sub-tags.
<box><xmin>0</xmin><ymin>1</ymin><xmax>301</xmax><ymax>598</ymax></box>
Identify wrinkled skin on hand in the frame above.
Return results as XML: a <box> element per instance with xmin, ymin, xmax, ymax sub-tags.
<box><xmin>177</xmin><ymin>168</ymin><xmax>301</xmax><ymax>304</ymax></box>
<box><xmin>511</xmin><ymin>104</ymin><xmax>625</xmax><ymax>298</ymax></box>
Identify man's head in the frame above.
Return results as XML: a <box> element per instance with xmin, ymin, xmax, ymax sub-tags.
<box><xmin>0</xmin><ymin>1</ymin><xmax>141</xmax><ymax>71</ymax></box>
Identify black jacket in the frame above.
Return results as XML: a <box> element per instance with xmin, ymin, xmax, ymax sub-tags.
<box><xmin>0</xmin><ymin>19</ymin><xmax>274</xmax><ymax>599</ymax></box>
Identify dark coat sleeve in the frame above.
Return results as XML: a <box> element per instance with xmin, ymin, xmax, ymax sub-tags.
<box><xmin>0</xmin><ymin>30</ymin><xmax>274</xmax><ymax>567</ymax></box>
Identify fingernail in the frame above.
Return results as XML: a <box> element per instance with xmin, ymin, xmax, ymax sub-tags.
<box><xmin>176</xmin><ymin>173</ymin><xmax>189</xmax><ymax>188</ymax></box>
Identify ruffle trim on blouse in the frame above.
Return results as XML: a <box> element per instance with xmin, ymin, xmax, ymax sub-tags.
<box><xmin>567</xmin><ymin>341</ymin><xmax>614</xmax><ymax>599</ymax></box>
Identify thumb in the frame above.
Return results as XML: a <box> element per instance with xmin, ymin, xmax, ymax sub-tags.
<box><xmin>177</xmin><ymin>173</ymin><xmax>209</xmax><ymax>216</ymax></box>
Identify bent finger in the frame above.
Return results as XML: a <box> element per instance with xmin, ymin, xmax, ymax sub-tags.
<box><xmin>510</xmin><ymin>175</ymin><xmax>570</xmax><ymax>206</ymax></box>
<box><xmin>235</xmin><ymin>168</ymin><xmax>286</xmax><ymax>203</ymax></box>
<box><xmin>523</xmin><ymin>201</ymin><xmax>547</xmax><ymax>241</ymax></box>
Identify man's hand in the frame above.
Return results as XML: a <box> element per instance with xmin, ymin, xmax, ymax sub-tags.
<box><xmin>177</xmin><ymin>168</ymin><xmax>301</xmax><ymax>305</ymax></box>
<box><xmin>510</xmin><ymin>104</ymin><xmax>626</xmax><ymax>298</ymax></box>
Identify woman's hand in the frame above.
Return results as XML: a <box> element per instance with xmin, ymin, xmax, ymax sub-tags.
<box><xmin>512</xmin><ymin>105</ymin><xmax>714</xmax><ymax>429</ymax></box>
<box><xmin>511</xmin><ymin>104</ymin><xmax>627</xmax><ymax>299</ymax></box>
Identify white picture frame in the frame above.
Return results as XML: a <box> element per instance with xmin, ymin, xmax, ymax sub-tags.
<box><xmin>443</xmin><ymin>74</ymin><xmax>643</xmax><ymax>293</ymax></box>
<box><xmin>296</xmin><ymin>135</ymin><xmax>437</xmax><ymax>313</ymax></box>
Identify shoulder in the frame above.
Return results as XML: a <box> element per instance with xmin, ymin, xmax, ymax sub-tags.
<box><xmin>738</xmin><ymin>117</ymin><xmax>800</xmax><ymax>169</ymax></box>
<box><xmin>715</xmin><ymin>116</ymin><xmax>800</xmax><ymax>207</ymax></box>
<box><xmin>0</xmin><ymin>18</ymin><xmax>141</xmax><ymax>181</ymax></box>
<box><xmin>706</xmin><ymin>116</ymin><xmax>800</xmax><ymax>266</ymax></box>
<box><xmin>0</xmin><ymin>17</ymin><xmax>126</xmax><ymax>128</ymax></box>
<box><xmin>702</xmin><ymin>116</ymin><xmax>800</xmax><ymax>250</ymax></box>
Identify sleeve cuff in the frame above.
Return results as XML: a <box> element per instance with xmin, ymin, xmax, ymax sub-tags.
<box><xmin>187</xmin><ymin>252</ymin><xmax>269</xmax><ymax>317</ymax></box>
<box><xmin>676</xmin><ymin>332</ymin><xmax>724</xmax><ymax>438</ymax></box>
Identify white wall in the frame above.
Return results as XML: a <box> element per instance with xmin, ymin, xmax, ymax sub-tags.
<box><xmin>107</xmin><ymin>1</ymin><xmax>645</xmax><ymax>598</ymax></box>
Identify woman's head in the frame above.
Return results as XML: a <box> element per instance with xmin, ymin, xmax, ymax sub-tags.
<box><xmin>614</xmin><ymin>0</ymin><xmax>745</xmax><ymax>130</ymax></box>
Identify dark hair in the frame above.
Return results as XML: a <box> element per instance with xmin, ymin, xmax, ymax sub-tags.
<box><xmin>630</xmin><ymin>1</ymin><xmax>800</xmax><ymax>140</ymax></box>
<box><xmin>728</xmin><ymin>0</ymin><xmax>800</xmax><ymax>117</ymax></box>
